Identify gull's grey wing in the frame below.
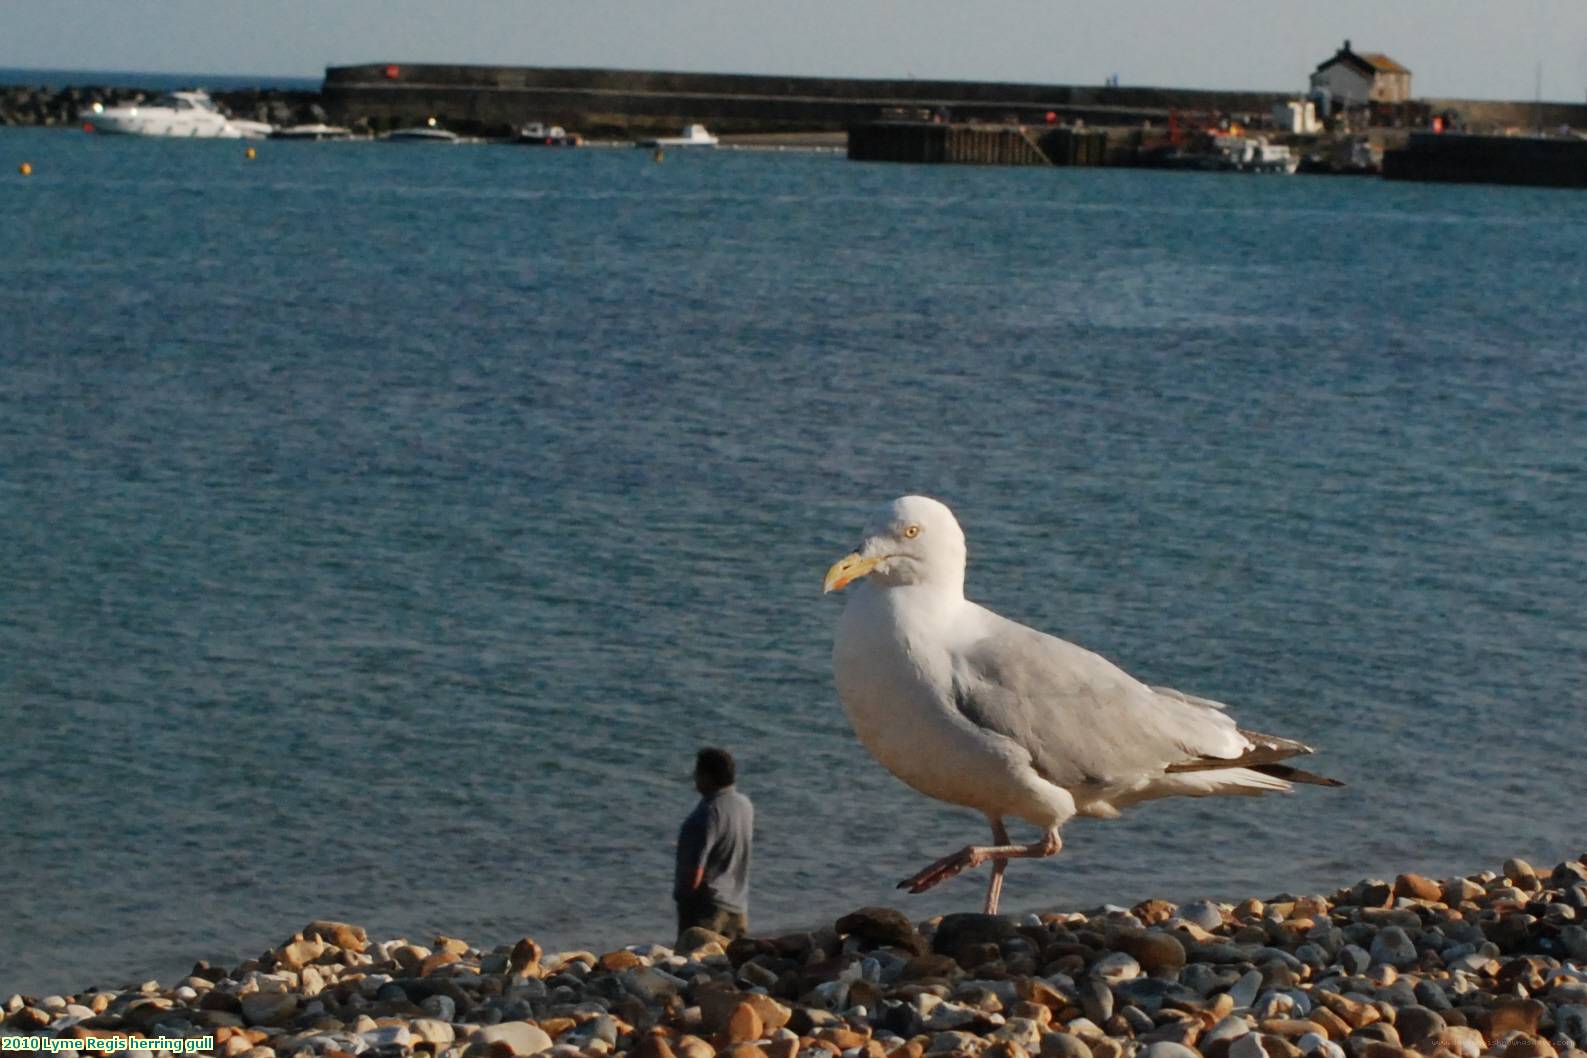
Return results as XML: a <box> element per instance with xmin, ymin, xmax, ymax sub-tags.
<box><xmin>948</xmin><ymin>611</ymin><xmax>1249</xmax><ymax>791</ymax></box>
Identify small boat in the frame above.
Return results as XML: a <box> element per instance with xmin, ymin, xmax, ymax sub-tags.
<box><xmin>82</xmin><ymin>90</ymin><xmax>273</xmax><ymax>139</ymax></box>
<box><xmin>1298</xmin><ymin>137</ymin><xmax>1381</xmax><ymax>176</ymax></box>
<box><xmin>384</xmin><ymin>125</ymin><xmax>462</xmax><ymax>143</ymax></box>
<box><xmin>638</xmin><ymin>124</ymin><xmax>719</xmax><ymax>149</ymax></box>
<box><xmin>272</xmin><ymin>123</ymin><xmax>355</xmax><ymax>141</ymax></box>
<box><xmin>1212</xmin><ymin>135</ymin><xmax>1299</xmax><ymax>174</ymax></box>
<box><xmin>514</xmin><ymin>122</ymin><xmax>580</xmax><ymax>147</ymax></box>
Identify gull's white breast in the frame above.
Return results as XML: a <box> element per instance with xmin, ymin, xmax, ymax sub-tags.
<box><xmin>832</xmin><ymin>583</ymin><xmax>1076</xmax><ymax>827</ymax></box>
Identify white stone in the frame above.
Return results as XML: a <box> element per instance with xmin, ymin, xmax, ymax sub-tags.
<box><xmin>1180</xmin><ymin>900</ymin><xmax>1225</xmax><ymax>931</ymax></box>
<box><xmin>1203</xmin><ymin>1015</ymin><xmax>1252</xmax><ymax>1046</ymax></box>
<box><xmin>990</xmin><ymin>1018</ymin><xmax>1043</xmax><ymax>1049</ymax></box>
<box><xmin>241</xmin><ymin>970</ymin><xmax>294</xmax><ymax>995</ymax></box>
<box><xmin>923</xmin><ymin>1000</ymin><xmax>978</xmax><ymax>1031</ymax></box>
<box><xmin>1064</xmin><ymin>1018</ymin><xmax>1103</xmax><ymax>1038</ymax></box>
<box><xmin>1091</xmin><ymin>952</ymin><xmax>1141</xmax><ymax>982</ymax></box>
<box><xmin>362</xmin><ymin>1025</ymin><xmax>411</xmax><ymax>1049</ymax></box>
<box><xmin>358</xmin><ymin>973</ymin><xmax>394</xmax><ymax>998</ymax></box>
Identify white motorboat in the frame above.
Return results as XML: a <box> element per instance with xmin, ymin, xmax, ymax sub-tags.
<box><xmin>383</xmin><ymin>119</ymin><xmax>462</xmax><ymax>143</ymax></box>
<box><xmin>638</xmin><ymin>124</ymin><xmax>719</xmax><ymax>148</ymax></box>
<box><xmin>272</xmin><ymin>123</ymin><xmax>355</xmax><ymax>141</ymax></box>
<box><xmin>83</xmin><ymin>91</ymin><xmax>273</xmax><ymax>139</ymax></box>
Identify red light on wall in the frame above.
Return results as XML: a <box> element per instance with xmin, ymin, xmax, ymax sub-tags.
<box><xmin>384</xmin><ymin>65</ymin><xmax>401</xmax><ymax>80</ymax></box>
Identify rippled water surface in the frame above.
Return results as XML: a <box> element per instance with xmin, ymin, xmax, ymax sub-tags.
<box><xmin>2</xmin><ymin>128</ymin><xmax>1585</xmax><ymax>995</ymax></box>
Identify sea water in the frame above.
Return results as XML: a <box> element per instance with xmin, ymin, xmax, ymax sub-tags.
<box><xmin>2</xmin><ymin>126</ymin><xmax>1585</xmax><ymax>995</ymax></box>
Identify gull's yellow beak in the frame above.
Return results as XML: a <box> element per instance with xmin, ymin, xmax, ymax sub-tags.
<box><xmin>823</xmin><ymin>552</ymin><xmax>883</xmax><ymax>593</ymax></box>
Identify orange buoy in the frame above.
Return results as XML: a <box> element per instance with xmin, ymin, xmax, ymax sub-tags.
<box><xmin>245</xmin><ymin>146</ymin><xmax>257</xmax><ymax>160</ymax></box>
<box><xmin>18</xmin><ymin>162</ymin><xmax>32</xmax><ymax>176</ymax></box>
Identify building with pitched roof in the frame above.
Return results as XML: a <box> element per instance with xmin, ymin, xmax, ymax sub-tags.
<box><xmin>1310</xmin><ymin>40</ymin><xmax>1412</xmax><ymax>111</ymax></box>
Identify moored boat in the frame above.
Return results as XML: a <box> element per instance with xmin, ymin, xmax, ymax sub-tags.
<box><xmin>82</xmin><ymin>91</ymin><xmax>273</xmax><ymax>139</ymax></box>
<box><xmin>384</xmin><ymin>125</ymin><xmax>462</xmax><ymax>143</ymax></box>
<box><xmin>637</xmin><ymin>124</ymin><xmax>719</xmax><ymax>149</ymax></box>
<box><xmin>515</xmin><ymin>122</ymin><xmax>580</xmax><ymax>146</ymax></box>
<box><xmin>272</xmin><ymin>124</ymin><xmax>355</xmax><ymax>141</ymax></box>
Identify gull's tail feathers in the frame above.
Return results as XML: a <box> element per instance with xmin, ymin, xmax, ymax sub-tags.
<box><xmin>1164</xmin><ymin>726</ymin><xmax>1343</xmax><ymax>787</ymax></box>
<box><xmin>1116</xmin><ymin>765</ymin><xmax>1294</xmax><ymax>807</ymax></box>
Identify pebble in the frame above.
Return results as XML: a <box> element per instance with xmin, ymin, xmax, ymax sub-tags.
<box><xmin>1227</xmin><ymin>969</ymin><xmax>1264</xmax><ymax>1009</ymax></box>
<box><xmin>1180</xmin><ymin>901</ymin><xmax>1227</xmax><ymax>932</ymax></box>
<box><xmin>1367</xmin><ymin>927</ymin><xmax>1417</xmax><ymax>969</ymax></box>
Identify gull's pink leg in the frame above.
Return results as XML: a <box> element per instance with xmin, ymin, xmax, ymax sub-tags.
<box><xmin>899</xmin><ymin>823</ymin><xmax>1063</xmax><ymax>913</ymax></box>
<box><xmin>985</xmin><ymin>818</ymin><xmax>1010</xmax><ymax>914</ymax></box>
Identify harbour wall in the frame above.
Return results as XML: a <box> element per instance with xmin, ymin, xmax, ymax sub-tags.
<box><xmin>5</xmin><ymin>64</ymin><xmax>1587</xmax><ymax>140</ymax></box>
<box><xmin>319</xmin><ymin>63</ymin><xmax>1296</xmax><ymax>135</ymax></box>
<box><xmin>1385</xmin><ymin>131</ymin><xmax>1587</xmax><ymax>188</ymax></box>
<box><xmin>319</xmin><ymin>64</ymin><xmax>1587</xmax><ymax>137</ymax></box>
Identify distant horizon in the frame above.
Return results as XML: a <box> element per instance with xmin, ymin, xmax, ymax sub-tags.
<box><xmin>3</xmin><ymin>60</ymin><xmax>1585</xmax><ymax>106</ymax></box>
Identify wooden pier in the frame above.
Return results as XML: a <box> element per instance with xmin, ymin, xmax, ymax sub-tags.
<box><xmin>847</xmin><ymin>121</ymin><xmax>1110</xmax><ymax>167</ymax></box>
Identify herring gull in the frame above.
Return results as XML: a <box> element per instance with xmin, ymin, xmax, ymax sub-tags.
<box><xmin>823</xmin><ymin>495</ymin><xmax>1340</xmax><ymax>915</ymax></box>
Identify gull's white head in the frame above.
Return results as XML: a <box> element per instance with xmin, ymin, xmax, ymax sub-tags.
<box><xmin>823</xmin><ymin>495</ymin><xmax>967</xmax><ymax>595</ymax></box>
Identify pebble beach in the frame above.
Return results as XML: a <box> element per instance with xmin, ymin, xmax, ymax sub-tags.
<box><xmin>7</xmin><ymin>855</ymin><xmax>1587</xmax><ymax>1058</ymax></box>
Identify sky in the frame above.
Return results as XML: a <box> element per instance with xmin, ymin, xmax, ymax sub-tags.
<box><xmin>5</xmin><ymin>0</ymin><xmax>1587</xmax><ymax>103</ymax></box>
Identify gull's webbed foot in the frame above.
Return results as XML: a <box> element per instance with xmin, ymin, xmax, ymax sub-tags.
<box><xmin>898</xmin><ymin>844</ymin><xmax>988</xmax><ymax>894</ymax></box>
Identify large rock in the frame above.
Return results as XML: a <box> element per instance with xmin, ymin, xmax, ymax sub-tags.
<box><xmin>470</xmin><ymin>1020</ymin><xmax>554</xmax><ymax>1055</ymax></box>
<box><xmin>303</xmin><ymin>919</ymin><xmax>368</xmax><ymax>953</ymax></box>
<box><xmin>677</xmin><ymin>927</ymin><xmax>729</xmax><ymax>953</ymax></box>
<box><xmin>1117</xmin><ymin>931</ymin><xmax>1187</xmax><ymax>975</ymax></box>
<box><xmin>238</xmin><ymin>992</ymin><xmax>298</xmax><ymax>1027</ymax></box>
<box><xmin>932</xmin><ymin>914</ymin><xmax>1021</xmax><ymax>962</ymax></box>
<box><xmin>509</xmin><ymin>937</ymin><xmax>542</xmax><ymax>977</ymax></box>
<box><xmin>1392</xmin><ymin>874</ymin><xmax>1443</xmax><ymax>902</ymax></box>
<box><xmin>410</xmin><ymin>1018</ymin><xmax>456</xmax><ymax>1046</ymax></box>
<box><xmin>1368</xmin><ymin>928</ymin><xmax>1416</xmax><ymax>969</ymax></box>
<box><xmin>273</xmin><ymin>938</ymin><xmax>326</xmax><ymax>970</ymax></box>
<box><xmin>718</xmin><ymin>1002</ymin><xmax>762</xmax><ymax>1046</ymax></box>
<box><xmin>836</xmin><ymin>907</ymin><xmax>926</xmax><ymax>954</ymax></box>
<box><xmin>1393</xmin><ymin>1007</ymin><xmax>1447</xmax><ymax>1047</ymax></box>
<box><xmin>1487</xmin><ymin>998</ymin><xmax>1547</xmax><ymax>1040</ymax></box>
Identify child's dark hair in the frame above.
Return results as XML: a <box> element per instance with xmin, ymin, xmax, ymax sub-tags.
<box><xmin>695</xmin><ymin>746</ymin><xmax>736</xmax><ymax>787</ymax></box>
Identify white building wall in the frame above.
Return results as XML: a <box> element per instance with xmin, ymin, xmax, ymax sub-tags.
<box><xmin>1272</xmin><ymin>100</ymin><xmax>1320</xmax><ymax>133</ymax></box>
<box><xmin>1310</xmin><ymin>64</ymin><xmax>1372</xmax><ymax>109</ymax></box>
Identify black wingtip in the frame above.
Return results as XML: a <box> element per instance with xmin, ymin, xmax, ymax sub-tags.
<box><xmin>1252</xmin><ymin>763</ymin><xmax>1345</xmax><ymax>787</ymax></box>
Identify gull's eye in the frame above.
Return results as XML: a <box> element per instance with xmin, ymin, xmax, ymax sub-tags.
<box><xmin>903</xmin><ymin>524</ymin><xmax>922</xmax><ymax>539</ymax></box>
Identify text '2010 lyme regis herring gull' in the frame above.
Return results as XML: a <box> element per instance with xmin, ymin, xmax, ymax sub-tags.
<box><xmin>823</xmin><ymin>495</ymin><xmax>1341</xmax><ymax>916</ymax></box>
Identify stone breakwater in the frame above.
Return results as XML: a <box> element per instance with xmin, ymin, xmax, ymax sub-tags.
<box><xmin>6</xmin><ymin>856</ymin><xmax>1587</xmax><ymax>1058</ymax></box>
<box><xmin>0</xmin><ymin>84</ymin><xmax>326</xmax><ymax>128</ymax></box>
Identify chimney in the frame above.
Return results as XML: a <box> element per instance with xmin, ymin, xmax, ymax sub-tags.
<box><xmin>1343</xmin><ymin>39</ymin><xmax>1351</xmax><ymax>51</ymax></box>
